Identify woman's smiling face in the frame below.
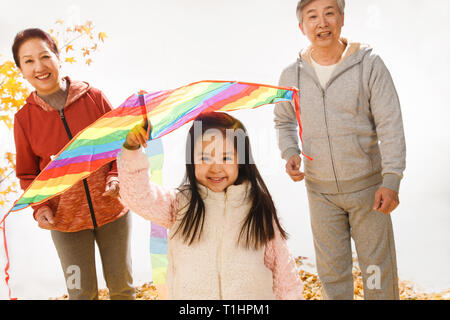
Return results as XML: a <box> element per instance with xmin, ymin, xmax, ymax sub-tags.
<box><xmin>18</xmin><ymin>38</ymin><xmax>62</xmax><ymax>95</ymax></box>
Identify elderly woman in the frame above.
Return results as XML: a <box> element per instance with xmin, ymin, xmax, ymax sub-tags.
<box><xmin>274</xmin><ymin>0</ymin><xmax>406</xmax><ymax>299</ymax></box>
<box><xmin>12</xmin><ymin>28</ymin><xmax>134</xmax><ymax>300</ymax></box>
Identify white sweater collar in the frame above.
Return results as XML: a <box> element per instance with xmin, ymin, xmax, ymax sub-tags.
<box><xmin>197</xmin><ymin>181</ymin><xmax>251</xmax><ymax>201</ymax></box>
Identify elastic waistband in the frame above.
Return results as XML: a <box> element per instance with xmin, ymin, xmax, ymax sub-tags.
<box><xmin>305</xmin><ymin>172</ymin><xmax>383</xmax><ymax>194</ymax></box>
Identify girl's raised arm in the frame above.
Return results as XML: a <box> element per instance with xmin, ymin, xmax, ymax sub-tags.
<box><xmin>117</xmin><ymin>147</ymin><xmax>178</xmax><ymax>229</ymax></box>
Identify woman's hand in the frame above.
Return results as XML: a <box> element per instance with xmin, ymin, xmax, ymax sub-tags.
<box><xmin>123</xmin><ymin>123</ymin><xmax>148</xmax><ymax>149</ymax></box>
<box><xmin>35</xmin><ymin>206</ymin><xmax>56</xmax><ymax>230</ymax></box>
<box><xmin>103</xmin><ymin>180</ymin><xmax>120</xmax><ymax>197</ymax></box>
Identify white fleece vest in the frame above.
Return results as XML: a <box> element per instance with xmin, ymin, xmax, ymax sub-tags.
<box><xmin>166</xmin><ymin>182</ymin><xmax>275</xmax><ymax>300</ymax></box>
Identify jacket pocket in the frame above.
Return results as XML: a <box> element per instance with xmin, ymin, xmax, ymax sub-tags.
<box><xmin>331</xmin><ymin>134</ymin><xmax>374</xmax><ymax>181</ymax></box>
<box><xmin>303</xmin><ymin>136</ymin><xmax>336</xmax><ymax>181</ymax></box>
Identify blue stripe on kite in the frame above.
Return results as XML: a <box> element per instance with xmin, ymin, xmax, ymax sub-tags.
<box><xmin>150</xmin><ymin>237</ymin><xmax>168</xmax><ymax>254</ymax></box>
<box><xmin>11</xmin><ymin>203</ymin><xmax>29</xmax><ymax>211</ymax></box>
<box><xmin>57</xmin><ymin>140</ymin><xmax>123</xmax><ymax>160</ymax></box>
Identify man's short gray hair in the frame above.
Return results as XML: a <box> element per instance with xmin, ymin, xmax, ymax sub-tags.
<box><xmin>296</xmin><ymin>0</ymin><xmax>345</xmax><ymax>24</ymax></box>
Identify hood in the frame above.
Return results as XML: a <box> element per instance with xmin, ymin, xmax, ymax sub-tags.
<box><xmin>299</xmin><ymin>37</ymin><xmax>371</xmax><ymax>66</ymax></box>
<box><xmin>26</xmin><ymin>76</ymin><xmax>91</xmax><ymax>111</ymax></box>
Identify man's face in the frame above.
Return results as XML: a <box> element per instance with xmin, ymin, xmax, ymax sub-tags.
<box><xmin>299</xmin><ymin>0</ymin><xmax>344</xmax><ymax>49</ymax></box>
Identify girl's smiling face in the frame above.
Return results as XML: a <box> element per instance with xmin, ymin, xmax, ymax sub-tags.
<box><xmin>18</xmin><ymin>38</ymin><xmax>62</xmax><ymax>95</ymax></box>
<box><xmin>193</xmin><ymin>131</ymin><xmax>239</xmax><ymax>193</ymax></box>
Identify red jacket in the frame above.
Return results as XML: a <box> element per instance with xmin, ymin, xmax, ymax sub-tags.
<box><xmin>14</xmin><ymin>77</ymin><xmax>128</xmax><ymax>232</ymax></box>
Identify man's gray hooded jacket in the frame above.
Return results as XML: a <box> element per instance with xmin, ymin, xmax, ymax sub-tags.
<box><xmin>274</xmin><ymin>39</ymin><xmax>406</xmax><ymax>194</ymax></box>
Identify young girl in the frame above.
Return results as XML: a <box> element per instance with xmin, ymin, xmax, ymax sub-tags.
<box><xmin>117</xmin><ymin>112</ymin><xmax>303</xmax><ymax>299</ymax></box>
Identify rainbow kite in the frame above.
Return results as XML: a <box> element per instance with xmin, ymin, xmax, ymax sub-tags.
<box><xmin>2</xmin><ymin>80</ymin><xmax>300</xmax><ymax>216</ymax></box>
<box><xmin>1</xmin><ymin>80</ymin><xmax>301</xmax><ymax>299</ymax></box>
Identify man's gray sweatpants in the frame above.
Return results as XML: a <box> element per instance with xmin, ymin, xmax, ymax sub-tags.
<box><xmin>50</xmin><ymin>212</ymin><xmax>135</xmax><ymax>300</ymax></box>
<box><xmin>307</xmin><ymin>183</ymin><xmax>399</xmax><ymax>300</ymax></box>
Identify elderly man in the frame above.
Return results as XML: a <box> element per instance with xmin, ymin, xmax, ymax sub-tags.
<box><xmin>274</xmin><ymin>0</ymin><xmax>406</xmax><ymax>300</ymax></box>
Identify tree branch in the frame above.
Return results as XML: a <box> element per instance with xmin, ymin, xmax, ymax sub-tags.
<box><xmin>0</xmin><ymin>170</ymin><xmax>15</xmax><ymax>185</ymax></box>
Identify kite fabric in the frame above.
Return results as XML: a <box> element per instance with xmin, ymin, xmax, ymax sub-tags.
<box><xmin>144</xmin><ymin>139</ymin><xmax>169</xmax><ymax>286</ymax></box>
<box><xmin>2</xmin><ymin>80</ymin><xmax>300</xmax><ymax>217</ymax></box>
<box><xmin>1</xmin><ymin>79</ymin><xmax>302</xmax><ymax>299</ymax></box>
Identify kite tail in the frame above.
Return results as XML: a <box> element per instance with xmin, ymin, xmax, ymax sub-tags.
<box><xmin>144</xmin><ymin>139</ymin><xmax>168</xmax><ymax>294</ymax></box>
<box><xmin>1</xmin><ymin>208</ymin><xmax>17</xmax><ymax>300</ymax></box>
<box><xmin>293</xmin><ymin>87</ymin><xmax>313</xmax><ymax>161</ymax></box>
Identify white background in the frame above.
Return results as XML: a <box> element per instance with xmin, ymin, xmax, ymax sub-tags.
<box><xmin>0</xmin><ymin>0</ymin><xmax>449</xmax><ymax>299</ymax></box>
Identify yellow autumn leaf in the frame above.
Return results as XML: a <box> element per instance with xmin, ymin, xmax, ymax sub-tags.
<box><xmin>82</xmin><ymin>48</ymin><xmax>90</xmax><ymax>57</ymax></box>
<box><xmin>98</xmin><ymin>32</ymin><xmax>107</xmax><ymax>42</ymax></box>
<box><xmin>65</xmin><ymin>45</ymin><xmax>74</xmax><ymax>53</ymax></box>
<box><xmin>55</xmin><ymin>19</ymin><xmax>64</xmax><ymax>25</ymax></box>
<box><xmin>85</xmin><ymin>58</ymin><xmax>93</xmax><ymax>66</ymax></box>
<box><xmin>65</xmin><ymin>57</ymin><xmax>76</xmax><ymax>64</ymax></box>
<box><xmin>82</xmin><ymin>25</ymin><xmax>92</xmax><ymax>36</ymax></box>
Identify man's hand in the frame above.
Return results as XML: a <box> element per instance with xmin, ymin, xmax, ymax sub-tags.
<box><xmin>36</xmin><ymin>206</ymin><xmax>56</xmax><ymax>230</ymax></box>
<box><xmin>103</xmin><ymin>180</ymin><xmax>120</xmax><ymax>197</ymax></box>
<box><xmin>373</xmin><ymin>187</ymin><xmax>399</xmax><ymax>215</ymax></box>
<box><xmin>286</xmin><ymin>154</ymin><xmax>305</xmax><ymax>182</ymax></box>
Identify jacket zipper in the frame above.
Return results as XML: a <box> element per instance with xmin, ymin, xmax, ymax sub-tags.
<box><xmin>300</xmin><ymin>62</ymin><xmax>341</xmax><ymax>193</ymax></box>
<box><xmin>58</xmin><ymin>109</ymin><xmax>98</xmax><ymax>228</ymax></box>
<box><xmin>321</xmin><ymin>90</ymin><xmax>341</xmax><ymax>193</ymax></box>
<box><xmin>300</xmin><ymin>55</ymin><xmax>369</xmax><ymax>193</ymax></box>
<box><xmin>217</xmin><ymin>193</ymin><xmax>227</xmax><ymax>299</ymax></box>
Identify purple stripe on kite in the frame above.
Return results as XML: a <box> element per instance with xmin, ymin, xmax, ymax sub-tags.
<box><xmin>46</xmin><ymin>148</ymin><xmax>121</xmax><ymax>170</ymax></box>
<box><xmin>151</xmin><ymin>223</ymin><xmax>168</xmax><ymax>239</ymax></box>
<box><xmin>116</xmin><ymin>91</ymin><xmax>165</xmax><ymax>109</ymax></box>
<box><xmin>143</xmin><ymin>91</ymin><xmax>165</xmax><ymax>104</ymax></box>
<box><xmin>200</xmin><ymin>83</ymin><xmax>248</xmax><ymax>110</ymax></box>
<box><xmin>117</xmin><ymin>95</ymin><xmax>140</xmax><ymax>108</ymax></box>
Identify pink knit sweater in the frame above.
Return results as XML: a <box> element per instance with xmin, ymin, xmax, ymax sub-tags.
<box><xmin>117</xmin><ymin>148</ymin><xmax>303</xmax><ymax>299</ymax></box>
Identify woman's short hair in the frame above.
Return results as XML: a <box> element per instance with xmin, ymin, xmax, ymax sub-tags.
<box><xmin>12</xmin><ymin>28</ymin><xmax>59</xmax><ymax>68</ymax></box>
<box><xmin>296</xmin><ymin>0</ymin><xmax>345</xmax><ymax>24</ymax></box>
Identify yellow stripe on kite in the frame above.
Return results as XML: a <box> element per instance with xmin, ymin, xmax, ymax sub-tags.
<box><xmin>23</xmin><ymin>171</ymin><xmax>91</xmax><ymax>198</ymax></box>
<box><xmin>221</xmin><ymin>87</ymin><xmax>276</xmax><ymax>111</ymax></box>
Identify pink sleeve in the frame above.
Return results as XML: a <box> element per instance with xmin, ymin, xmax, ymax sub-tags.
<box><xmin>117</xmin><ymin>147</ymin><xmax>178</xmax><ymax>229</ymax></box>
<box><xmin>264</xmin><ymin>227</ymin><xmax>304</xmax><ymax>300</ymax></box>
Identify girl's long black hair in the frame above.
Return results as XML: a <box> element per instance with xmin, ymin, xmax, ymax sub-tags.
<box><xmin>172</xmin><ymin>112</ymin><xmax>288</xmax><ymax>249</ymax></box>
